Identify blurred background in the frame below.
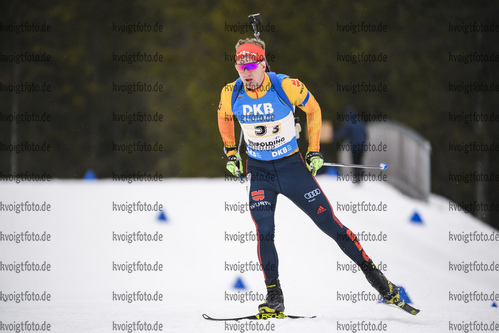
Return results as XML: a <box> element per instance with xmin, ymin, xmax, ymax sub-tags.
<box><xmin>0</xmin><ymin>0</ymin><xmax>498</xmax><ymax>228</ymax></box>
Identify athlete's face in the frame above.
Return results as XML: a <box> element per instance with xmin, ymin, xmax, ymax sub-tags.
<box><xmin>235</xmin><ymin>56</ymin><xmax>266</xmax><ymax>90</ymax></box>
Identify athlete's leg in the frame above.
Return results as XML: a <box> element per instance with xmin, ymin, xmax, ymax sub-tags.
<box><xmin>278</xmin><ymin>153</ymin><xmax>369</xmax><ymax>265</ymax></box>
<box><xmin>247</xmin><ymin>159</ymin><xmax>285</xmax><ymax>313</ymax></box>
<box><xmin>278</xmin><ymin>153</ymin><xmax>400</xmax><ymax>302</ymax></box>
<box><xmin>246</xmin><ymin>160</ymin><xmax>280</xmax><ymax>280</ymax></box>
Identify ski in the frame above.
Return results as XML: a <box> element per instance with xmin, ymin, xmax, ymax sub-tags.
<box><xmin>383</xmin><ymin>298</ymin><xmax>420</xmax><ymax>315</ymax></box>
<box><xmin>202</xmin><ymin>312</ymin><xmax>316</xmax><ymax>321</ymax></box>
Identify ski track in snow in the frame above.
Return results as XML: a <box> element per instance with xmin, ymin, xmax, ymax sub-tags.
<box><xmin>0</xmin><ymin>176</ymin><xmax>498</xmax><ymax>332</ymax></box>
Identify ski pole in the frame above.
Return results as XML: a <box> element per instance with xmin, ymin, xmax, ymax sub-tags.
<box><xmin>235</xmin><ymin>169</ymin><xmax>244</xmax><ymax>183</ymax></box>
<box><xmin>322</xmin><ymin>162</ymin><xmax>388</xmax><ymax>170</ymax></box>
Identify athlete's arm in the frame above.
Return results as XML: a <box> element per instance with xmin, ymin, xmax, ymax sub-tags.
<box><xmin>217</xmin><ymin>83</ymin><xmax>238</xmax><ymax>156</ymax></box>
<box><xmin>281</xmin><ymin>78</ymin><xmax>322</xmax><ymax>152</ymax></box>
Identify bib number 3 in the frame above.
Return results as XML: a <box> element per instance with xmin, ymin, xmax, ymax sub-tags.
<box><xmin>254</xmin><ymin>124</ymin><xmax>280</xmax><ymax>136</ymax></box>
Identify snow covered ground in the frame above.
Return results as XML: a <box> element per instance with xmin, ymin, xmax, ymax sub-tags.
<box><xmin>1</xmin><ymin>175</ymin><xmax>498</xmax><ymax>332</ymax></box>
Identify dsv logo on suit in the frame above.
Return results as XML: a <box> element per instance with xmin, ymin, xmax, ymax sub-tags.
<box><xmin>304</xmin><ymin>188</ymin><xmax>321</xmax><ymax>201</ymax></box>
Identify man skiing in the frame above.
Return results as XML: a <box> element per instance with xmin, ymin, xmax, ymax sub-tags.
<box><xmin>217</xmin><ymin>38</ymin><xmax>411</xmax><ymax>315</ymax></box>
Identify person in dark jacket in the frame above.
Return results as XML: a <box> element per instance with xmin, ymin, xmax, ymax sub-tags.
<box><xmin>334</xmin><ymin>106</ymin><xmax>367</xmax><ymax>183</ymax></box>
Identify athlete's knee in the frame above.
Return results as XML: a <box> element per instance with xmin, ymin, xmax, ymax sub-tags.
<box><xmin>253</xmin><ymin>216</ymin><xmax>275</xmax><ymax>241</ymax></box>
<box><xmin>257</xmin><ymin>224</ymin><xmax>275</xmax><ymax>241</ymax></box>
<box><xmin>338</xmin><ymin>228</ymin><xmax>370</xmax><ymax>262</ymax></box>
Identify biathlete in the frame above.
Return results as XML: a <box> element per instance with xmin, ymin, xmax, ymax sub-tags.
<box><xmin>217</xmin><ymin>38</ymin><xmax>401</xmax><ymax>314</ymax></box>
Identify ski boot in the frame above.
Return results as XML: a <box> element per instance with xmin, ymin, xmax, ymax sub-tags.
<box><xmin>360</xmin><ymin>259</ymin><xmax>399</xmax><ymax>304</ymax></box>
<box><xmin>360</xmin><ymin>259</ymin><xmax>420</xmax><ymax>315</ymax></box>
<box><xmin>258</xmin><ymin>277</ymin><xmax>285</xmax><ymax>314</ymax></box>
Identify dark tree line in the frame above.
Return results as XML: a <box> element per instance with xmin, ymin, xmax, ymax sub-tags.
<box><xmin>0</xmin><ymin>0</ymin><xmax>498</xmax><ymax>227</ymax></box>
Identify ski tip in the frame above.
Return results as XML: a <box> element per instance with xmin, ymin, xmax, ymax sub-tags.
<box><xmin>380</xmin><ymin>163</ymin><xmax>387</xmax><ymax>170</ymax></box>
